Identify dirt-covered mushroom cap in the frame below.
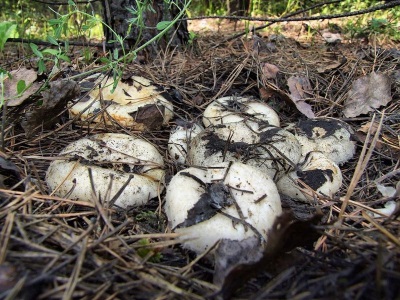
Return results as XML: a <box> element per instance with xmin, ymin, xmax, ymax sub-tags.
<box><xmin>164</xmin><ymin>162</ymin><xmax>282</xmax><ymax>253</ymax></box>
<box><xmin>203</xmin><ymin>96</ymin><xmax>280</xmax><ymax>128</ymax></box>
<box><xmin>70</xmin><ymin>74</ymin><xmax>174</xmax><ymax>131</ymax></box>
<box><xmin>168</xmin><ymin>122</ymin><xmax>203</xmax><ymax>164</ymax></box>
<box><xmin>288</xmin><ymin>118</ymin><xmax>356</xmax><ymax>165</ymax></box>
<box><xmin>187</xmin><ymin>122</ymin><xmax>302</xmax><ymax>180</ymax></box>
<box><xmin>276</xmin><ymin>151</ymin><xmax>342</xmax><ymax>202</ymax></box>
<box><xmin>46</xmin><ymin>133</ymin><xmax>164</xmax><ymax>208</ymax></box>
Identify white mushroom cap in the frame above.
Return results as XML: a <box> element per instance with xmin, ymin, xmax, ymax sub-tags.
<box><xmin>276</xmin><ymin>151</ymin><xmax>342</xmax><ymax>202</ymax></box>
<box><xmin>203</xmin><ymin>96</ymin><xmax>280</xmax><ymax>128</ymax></box>
<box><xmin>168</xmin><ymin>123</ymin><xmax>203</xmax><ymax>164</ymax></box>
<box><xmin>289</xmin><ymin>118</ymin><xmax>356</xmax><ymax>165</ymax></box>
<box><xmin>46</xmin><ymin>133</ymin><xmax>165</xmax><ymax>208</ymax></box>
<box><xmin>164</xmin><ymin>162</ymin><xmax>282</xmax><ymax>253</ymax></box>
<box><xmin>70</xmin><ymin>74</ymin><xmax>174</xmax><ymax>130</ymax></box>
<box><xmin>187</xmin><ymin>122</ymin><xmax>302</xmax><ymax>180</ymax></box>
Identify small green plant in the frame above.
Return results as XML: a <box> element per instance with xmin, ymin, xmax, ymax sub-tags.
<box><xmin>0</xmin><ymin>70</ymin><xmax>7</xmax><ymax>110</ymax></box>
<box><xmin>136</xmin><ymin>238</ymin><xmax>163</xmax><ymax>263</ymax></box>
<box><xmin>188</xmin><ymin>31</ymin><xmax>197</xmax><ymax>44</ymax></box>
<box><xmin>29</xmin><ymin>40</ymin><xmax>70</xmax><ymax>75</ymax></box>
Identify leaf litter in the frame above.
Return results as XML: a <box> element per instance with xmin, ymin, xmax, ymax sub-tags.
<box><xmin>0</xmin><ymin>19</ymin><xmax>399</xmax><ymax>299</ymax></box>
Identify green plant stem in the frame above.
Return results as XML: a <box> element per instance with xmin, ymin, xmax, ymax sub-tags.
<box><xmin>0</xmin><ymin>74</ymin><xmax>5</xmax><ymax>151</ymax></box>
<box><xmin>68</xmin><ymin>0</ymin><xmax>192</xmax><ymax>81</ymax></box>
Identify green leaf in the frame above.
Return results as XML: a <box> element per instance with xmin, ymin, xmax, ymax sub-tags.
<box><xmin>64</xmin><ymin>41</ymin><xmax>69</xmax><ymax>52</ymax></box>
<box><xmin>48</xmin><ymin>19</ymin><xmax>63</xmax><ymax>26</ymax></box>
<box><xmin>58</xmin><ymin>54</ymin><xmax>70</xmax><ymax>63</ymax></box>
<box><xmin>38</xmin><ymin>59</ymin><xmax>46</xmax><ymax>74</ymax></box>
<box><xmin>68</xmin><ymin>0</ymin><xmax>75</xmax><ymax>5</ymax></box>
<box><xmin>16</xmin><ymin>80</ymin><xmax>26</xmax><ymax>95</ymax></box>
<box><xmin>30</xmin><ymin>43</ymin><xmax>43</xmax><ymax>58</ymax></box>
<box><xmin>42</xmin><ymin>48</ymin><xmax>59</xmax><ymax>56</ymax></box>
<box><xmin>0</xmin><ymin>22</ymin><xmax>17</xmax><ymax>52</ymax></box>
<box><xmin>156</xmin><ymin>21</ymin><xmax>171</xmax><ymax>31</ymax></box>
<box><xmin>47</xmin><ymin>35</ymin><xmax>59</xmax><ymax>46</ymax></box>
<box><xmin>100</xmin><ymin>57</ymin><xmax>111</xmax><ymax>64</ymax></box>
<box><xmin>0</xmin><ymin>68</ymin><xmax>9</xmax><ymax>76</ymax></box>
<box><xmin>113</xmin><ymin>48</ymin><xmax>119</xmax><ymax>60</ymax></box>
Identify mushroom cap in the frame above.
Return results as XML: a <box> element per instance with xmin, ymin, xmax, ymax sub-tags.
<box><xmin>70</xmin><ymin>74</ymin><xmax>174</xmax><ymax>130</ymax></box>
<box><xmin>276</xmin><ymin>151</ymin><xmax>343</xmax><ymax>202</ymax></box>
<box><xmin>203</xmin><ymin>96</ymin><xmax>280</xmax><ymax>128</ymax></box>
<box><xmin>168</xmin><ymin>123</ymin><xmax>203</xmax><ymax>164</ymax></box>
<box><xmin>289</xmin><ymin>118</ymin><xmax>356</xmax><ymax>165</ymax></box>
<box><xmin>46</xmin><ymin>133</ymin><xmax>165</xmax><ymax>208</ymax></box>
<box><xmin>164</xmin><ymin>162</ymin><xmax>282</xmax><ymax>253</ymax></box>
<box><xmin>187</xmin><ymin>122</ymin><xmax>302</xmax><ymax>180</ymax></box>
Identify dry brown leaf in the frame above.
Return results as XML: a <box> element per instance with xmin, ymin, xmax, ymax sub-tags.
<box><xmin>262</xmin><ymin>63</ymin><xmax>279</xmax><ymax>80</ymax></box>
<box><xmin>21</xmin><ymin>80</ymin><xmax>80</xmax><ymax>137</ymax></box>
<box><xmin>287</xmin><ymin>75</ymin><xmax>315</xmax><ymax>118</ymax></box>
<box><xmin>4</xmin><ymin>68</ymin><xmax>42</xmax><ymax>106</ymax></box>
<box><xmin>213</xmin><ymin>210</ymin><xmax>322</xmax><ymax>299</ymax></box>
<box><xmin>343</xmin><ymin>72</ymin><xmax>391</xmax><ymax>118</ymax></box>
<box><xmin>316</xmin><ymin>56</ymin><xmax>346</xmax><ymax>73</ymax></box>
<box><xmin>358</xmin><ymin>121</ymin><xmax>381</xmax><ymax>134</ymax></box>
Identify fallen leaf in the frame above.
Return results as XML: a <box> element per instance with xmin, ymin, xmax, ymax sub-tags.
<box><xmin>259</xmin><ymin>86</ymin><xmax>275</xmax><ymax>100</ymax></box>
<box><xmin>262</xmin><ymin>63</ymin><xmax>279</xmax><ymax>80</ymax></box>
<box><xmin>21</xmin><ymin>80</ymin><xmax>80</xmax><ymax>137</ymax></box>
<box><xmin>0</xmin><ymin>263</ymin><xmax>18</xmax><ymax>293</ymax></box>
<box><xmin>0</xmin><ymin>157</ymin><xmax>22</xmax><ymax>190</ymax></box>
<box><xmin>4</xmin><ymin>68</ymin><xmax>42</xmax><ymax>106</ymax></box>
<box><xmin>343</xmin><ymin>72</ymin><xmax>391</xmax><ymax>118</ymax></box>
<box><xmin>213</xmin><ymin>210</ymin><xmax>322</xmax><ymax>299</ymax></box>
<box><xmin>376</xmin><ymin>183</ymin><xmax>397</xmax><ymax>198</ymax></box>
<box><xmin>287</xmin><ymin>75</ymin><xmax>315</xmax><ymax>118</ymax></box>
<box><xmin>316</xmin><ymin>56</ymin><xmax>347</xmax><ymax>73</ymax></box>
<box><xmin>358</xmin><ymin>121</ymin><xmax>380</xmax><ymax>134</ymax></box>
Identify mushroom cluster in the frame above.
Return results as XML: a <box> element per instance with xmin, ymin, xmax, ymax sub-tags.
<box><xmin>165</xmin><ymin>96</ymin><xmax>356</xmax><ymax>253</ymax></box>
<box><xmin>46</xmin><ymin>133</ymin><xmax>165</xmax><ymax>208</ymax></box>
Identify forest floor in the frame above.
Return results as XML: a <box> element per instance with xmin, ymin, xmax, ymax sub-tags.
<box><xmin>0</xmin><ymin>19</ymin><xmax>399</xmax><ymax>299</ymax></box>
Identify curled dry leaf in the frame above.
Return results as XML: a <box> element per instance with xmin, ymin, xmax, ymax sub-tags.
<box><xmin>21</xmin><ymin>80</ymin><xmax>80</xmax><ymax>137</ymax></box>
<box><xmin>287</xmin><ymin>75</ymin><xmax>315</xmax><ymax>118</ymax></box>
<box><xmin>262</xmin><ymin>63</ymin><xmax>279</xmax><ymax>80</ymax></box>
<box><xmin>0</xmin><ymin>157</ymin><xmax>22</xmax><ymax>191</ymax></box>
<box><xmin>343</xmin><ymin>72</ymin><xmax>391</xmax><ymax>118</ymax></box>
<box><xmin>4</xmin><ymin>68</ymin><xmax>42</xmax><ymax>106</ymax></box>
<box><xmin>213</xmin><ymin>210</ymin><xmax>322</xmax><ymax>299</ymax></box>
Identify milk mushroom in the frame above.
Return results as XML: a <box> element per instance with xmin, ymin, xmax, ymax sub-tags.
<box><xmin>70</xmin><ymin>74</ymin><xmax>174</xmax><ymax>130</ymax></box>
<box><xmin>289</xmin><ymin>118</ymin><xmax>356</xmax><ymax>165</ymax></box>
<box><xmin>276</xmin><ymin>151</ymin><xmax>343</xmax><ymax>202</ymax></box>
<box><xmin>46</xmin><ymin>133</ymin><xmax>165</xmax><ymax>208</ymax></box>
<box><xmin>187</xmin><ymin>122</ymin><xmax>302</xmax><ymax>180</ymax></box>
<box><xmin>203</xmin><ymin>96</ymin><xmax>280</xmax><ymax>128</ymax></box>
<box><xmin>168</xmin><ymin>122</ymin><xmax>203</xmax><ymax>164</ymax></box>
<box><xmin>164</xmin><ymin>162</ymin><xmax>282</xmax><ymax>253</ymax></box>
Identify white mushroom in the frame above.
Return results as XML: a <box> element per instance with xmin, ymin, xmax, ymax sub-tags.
<box><xmin>70</xmin><ymin>74</ymin><xmax>174</xmax><ymax>130</ymax></box>
<box><xmin>276</xmin><ymin>151</ymin><xmax>342</xmax><ymax>202</ymax></box>
<box><xmin>288</xmin><ymin>118</ymin><xmax>356</xmax><ymax>165</ymax></box>
<box><xmin>168</xmin><ymin>122</ymin><xmax>203</xmax><ymax>164</ymax></box>
<box><xmin>187</xmin><ymin>122</ymin><xmax>302</xmax><ymax>180</ymax></box>
<box><xmin>164</xmin><ymin>162</ymin><xmax>282</xmax><ymax>253</ymax></box>
<box><xmin>203</xmin><ymin>96</ymin><xmax>280</xmax><ymax>128</ymax></box>
<box><xmin>46</xmin><ymin>133</ymin><xmax>165</xmax><ymax>208</ymax></box>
